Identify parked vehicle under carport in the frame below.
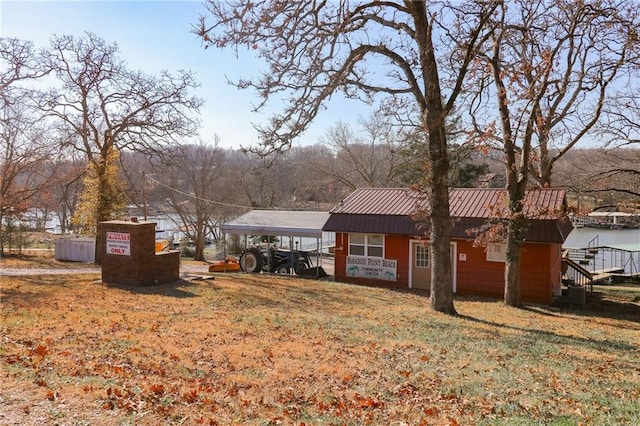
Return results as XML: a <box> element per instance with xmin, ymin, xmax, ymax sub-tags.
<box><xmin>239</xmin><ymin>246</ymin><xmax>327</xmax><ymax>277</ymax></box>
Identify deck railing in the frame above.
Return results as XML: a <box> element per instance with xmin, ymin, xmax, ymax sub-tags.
<box><xmin>562</xmin><ymin>256</ymin><xmax>594</xmax><ymax>292</ymax></box>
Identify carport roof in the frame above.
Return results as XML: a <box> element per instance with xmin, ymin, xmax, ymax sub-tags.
<box><xmin>222</xmin><ymin>210</ymin><xmax>330</xmax><ymax>238</ymax></box>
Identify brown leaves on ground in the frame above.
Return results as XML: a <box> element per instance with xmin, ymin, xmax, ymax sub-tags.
<box><xmin>1</xmin><ymin>270</ymin><xmax>638</xmax><ymax>425</ymax></box>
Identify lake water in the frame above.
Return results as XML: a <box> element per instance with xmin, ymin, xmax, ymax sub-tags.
<box><xmin>563</xmin><ymin>227</ymin><xmax>640</xmax><ymax>274</ymax></box>
<box><xmin>563</xmin><ymin>227</ymin><xmax>640</xmax><ymax>249</ymax></box>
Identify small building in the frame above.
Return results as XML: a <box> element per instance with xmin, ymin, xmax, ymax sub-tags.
<box><xmin>323</xmin><ymin>188</ymin><xmax>573</xmax><ymax>304</ymax></box>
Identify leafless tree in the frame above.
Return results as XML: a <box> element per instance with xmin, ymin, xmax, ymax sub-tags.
<box><xmin>37</xmin><ymin>32</ymin><xmax>202</xmax><ymax>230</ymax></box>
<box><xmin>158</xmin><ymin>139</ymin><xmax>238</xmax><ymax>261</ymax></box>
<box><xmin>0</xmin><ymin>38</ymin><xmax>54</xmax><ymax>254</ymax></box>
<box><xmin>47</xmin><ymin>149</ymin><xmax>86</xmax><ymax>233</ymax></box>
<box><xmin>1</xmin><ymin>38</ymin><xmax>49</xmax><ymax>89</ymax></box>
<box><xmin>229</xmin><ymin>150</ymin><xmax>296</xmax><ymax>209</ymax></box>
<box><xmin>469</xmin><ymin>0</ymin><xmax>639</xmax><ymax>306</ymax></box>
<box><xmin>196</xmin><ymin>1</ymin><xmax>500</xmax><ymax>314</ymax></box>
<box><xmin>596</xmin><ymin>49</ymin><xmax>640</xmax><ymax>194</ymax></box>
<box><xmin>287</xmin><ymin>144</ymin><xmax>341</xmax><ymax>208</ymax></box>
<box><xmin>562</xmin><ymin>148</ymin><xmax>640</xmax><ymax>204</ymax></box>
<box><xmin>316</xmin><ymin>114</ymin><xmax>409</xmax><ymax>191</ymax></box>
<box><xmin>588</xmin><ymin>150</ymin><xmax>640</xmax><ymax>202</ymax></box>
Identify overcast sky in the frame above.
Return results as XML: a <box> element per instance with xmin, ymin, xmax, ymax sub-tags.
<box><xmin>1</xmin><ymin>0</ymin><xmax>371</xmax><ymax>149</ymax></box>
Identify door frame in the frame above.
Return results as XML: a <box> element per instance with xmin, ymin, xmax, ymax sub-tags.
<box><xmin>408</xmin><ymin>239</ymin><xmax>457</xmax><ymax>292</ymax></box>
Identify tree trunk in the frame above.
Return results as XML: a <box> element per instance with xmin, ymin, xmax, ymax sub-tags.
<box><xmin>428</xmin><ymin>127</ymin><xmax>456</xmax><ymax>315</ymax></box>
<box><xmin>429</xmin><ymin>197</ymin><xmax>454</xmax><ymax>314</ymax></box>
<box><xmin>96</xmin><ymin>169</ymin><xmax>110</xmax><ymax>223</ymax></box>
<box><xmin>193</xmin><ymin>239</ymin><xmax>206</xmax><ymax>262</ymax></box>
<box><xmin>503</xmin><ymin>215</ymin><xmax>525</xmax><ymax>307</ymax></box>
<box><xmin>417</xmin><ymin>11</ymin><xmax>455</xmax><ymax>315</ymax></box>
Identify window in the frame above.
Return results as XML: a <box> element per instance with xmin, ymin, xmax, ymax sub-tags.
<box><xmin>349</xmin><ymin>234</ymin><xmax>365</xmax><ymax>256</ymax></box>
<box><xmin>415</xmin><ymin>244</ymin><xmax>429</xmax><ymax>268</ymax></box>
<box><xmin>367</xmin><ymin>234</ymin><xmax>384</xmax><ymax>257</ymax></box>
<box><xmin>349</xmin><ymin>233</ymin><xmax>384</xmax><ymax>258</ymax></box>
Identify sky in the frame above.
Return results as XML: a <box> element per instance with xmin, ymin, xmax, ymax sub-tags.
<box><xmin>0</xmin><ymin>0</ymin><xmax>371</xmax><ymax>149</ymax></box>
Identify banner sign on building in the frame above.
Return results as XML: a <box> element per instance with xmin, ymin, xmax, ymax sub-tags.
<box><xmin>346</xmin><ymin>256</ymin><xmax>397</xmax><ymax>281</ymax></box>
<box><xmin>106</xmin><ymin>232</ymin><xmax>131</xmax><ymax>256</ymax></box>
<box><xmin>486</xmin><ymin>243</ymin><xmax>507</xmax><ymax>263</ymax></box>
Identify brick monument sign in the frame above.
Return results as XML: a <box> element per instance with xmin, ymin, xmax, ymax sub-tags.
<box><xmin>97</xmin><ymin>220</ymin><xmax>180</xmax><ymax>286</ymax></box>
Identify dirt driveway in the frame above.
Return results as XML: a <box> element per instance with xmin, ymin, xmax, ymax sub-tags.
<box><xmin>1</xmin><ymin>260</ymin><xmax>334</xmax><ymax>277</ymax></box>
<box><xmin>0</xmin><ymin>264</ymin><xmax>209</xmax><ymax>277</ymax></box>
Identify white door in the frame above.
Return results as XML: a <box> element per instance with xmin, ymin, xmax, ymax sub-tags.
<box><xmin>409</xmin><ymin>240</ymin><xmax>431</xmax><ymax>289</ymax></box>
<box><xmin>409</xmin><ymin>240</ymin><xmax>456</xmax><ymax>292</ymax></box>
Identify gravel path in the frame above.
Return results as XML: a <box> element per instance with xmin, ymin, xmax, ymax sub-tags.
<box><xmin>0</xmin><ymin>268</ymin><xmax>101</xmax><ymax>276</ymax></box>
<box><xmin>1</xmin><ymin>259</ymin><xmax>332</xmax><ymax>276</ymax></box>
<box><xmin>0</xmin><ymin>264</ymin><xmax>211</xmax><ymax>277</ymax></box>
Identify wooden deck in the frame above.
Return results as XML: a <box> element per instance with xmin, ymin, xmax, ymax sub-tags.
<box><xmin>592</xmin><ymin>267</ymin><xmax>625</xmax><ymax>282</ymax></box>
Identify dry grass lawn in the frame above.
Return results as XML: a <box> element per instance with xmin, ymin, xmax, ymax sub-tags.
<box><xmin>1</xmin><ymin>254</ymin><xmax>639</xmax><ymax>425</ymax></box>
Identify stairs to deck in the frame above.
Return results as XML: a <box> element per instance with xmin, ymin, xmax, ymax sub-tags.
<box><xmin>564</xmin><ymin>247</ymin><xmax>597</xmax><ymax>266</ymax></box>
<box><xmin>562</xmin><ymin>256</ymin><xmax>594</xmax><ymax>288</ymax></box>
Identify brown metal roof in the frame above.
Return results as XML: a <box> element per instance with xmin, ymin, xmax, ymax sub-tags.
<box><xmin>330</xmin><ymin>188</ymin><xmax>426</xmax><ymax>216</ymax></box>
<box><xmin>324</xmin><ymin>187</ymin><xmax>572</xmax><ymax>243</ymax></box>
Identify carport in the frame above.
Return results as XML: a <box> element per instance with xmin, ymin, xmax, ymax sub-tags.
<box><xmin>221</xmin><ymin>210</ymin><xmax>331</xmax><ymax>277</ymax></box>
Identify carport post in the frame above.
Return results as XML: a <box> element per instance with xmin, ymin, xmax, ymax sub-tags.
<box><xmin>316</xmin><ymin>236</ymin><xmax>321</xmax><ymax>278</ymax></box>
<box><xmin>223</xmin><ymin>232</ymin><xmax>226</xmax><ymax>260</ymax></box>
<box><xmin>289</xmin><ymin>236</ymin><xmax>294</xmax><ymax>275</ymax></box>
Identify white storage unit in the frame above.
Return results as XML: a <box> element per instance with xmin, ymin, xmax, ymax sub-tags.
<box><xmin>54</xmin><ymin>237</ymin><xmax>96</xmax><ymax>262</ymax></box>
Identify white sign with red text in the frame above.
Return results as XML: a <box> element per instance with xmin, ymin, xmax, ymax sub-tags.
<box><xmin>106</xmin><ymin>232</ymin><xmax>131</xmax><ymax>256</ymax></box>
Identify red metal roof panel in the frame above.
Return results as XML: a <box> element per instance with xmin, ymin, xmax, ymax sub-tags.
<box><xmin>333</xmin><ymin>187</ymin><xmax>567</xmax><ymax>219</ymax></box>
<box><xmin>325</xmin><ymin>187</ymin><xmax>571</xmax><ymax>242</ymax></box>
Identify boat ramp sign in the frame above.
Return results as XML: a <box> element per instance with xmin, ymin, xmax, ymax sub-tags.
<box><xmin>106</xmin><ymin>232</ymin><xmax>131</xmax><ymax>256</ymax></box>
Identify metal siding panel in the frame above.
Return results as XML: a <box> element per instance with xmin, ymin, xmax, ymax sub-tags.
<box><xmin>222</xmin><ymin>210</ymin><xmax>329</xmax><ymax>237</ymax></box>
<box><xmin>323</xmin><ymin>213</ymin><xmax>420</xmax><ymax>235</ymax></box>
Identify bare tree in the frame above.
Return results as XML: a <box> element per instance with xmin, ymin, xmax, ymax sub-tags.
<box><xmin>600</xmin><ymin>84</ymin><xmax>640</xmax><ymax>148</ymax></box>
<box><xmin>1</xmin><ymin>38</ymin><xmax>49</xmax><ymax>89</ymax></box>
<box><xmin>596</xmin><ymin>49</ymin><xmax>640</xmax><ymax>196</ymax></box>
<box><xmin>0</xmin><ymin>96</ymin><xmax>55</xmax><ymax>253</ymax></box>
<box><xmin>317</xmin><ymin>114</ymin><xmax>409</xmax><ymax>191</ymax></box>
<box><xmin>1</xmin><ymin>38</ymin><xmax>54</xmax><ymax>254</ymax></box>
<box><xmin>579</xmin><ymin>148</ymin><xmax>640</xmax><ymax>203</ymax></box>
<box><xmin>196</xmin><ymin>1</ymin><xmax>499</xmax><ymax>314</ymax></box>
<box><xmin>552</xmin><ymin>147</ymin><xmax>640</xmax><ymax>211</ymax></box>
<box><xmin>287</xmin><ymin>144</ymin><xmax>342</xmax><ymax>208</ymax></box>
<box><xmin>48</xmin><ymin>150</ymin><xmax>85</xmax><ymax>234</ymax></box>
<box><xmin>159</xmin><ymin>139</ymin><xmax>235</xmax><ymax>261</ymax></box>
<box><xmin>228</xmin><ymin>150</ymin><xmax>296</xmax><ymax>209</ymax></box>
<box><xmin>38</xmin><ymin>32</ymin><xmax>202</xmax><ymax>231</ymax></box>
<box><xmin>469</xmin><ymin>0</ymin><xmax>639</xmax><ymax>306</ymax></box>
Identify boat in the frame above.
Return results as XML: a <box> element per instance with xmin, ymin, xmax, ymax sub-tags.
<box><xmin>581</xmin><ymin>211</ymin><xmax>640</xmax><ymax>230</ymax></box>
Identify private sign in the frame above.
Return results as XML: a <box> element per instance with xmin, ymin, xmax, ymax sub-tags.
<box><xmin>106</xmin><ymin>232</ymin><xmax>131</xmax><ymax>256</ymax></box>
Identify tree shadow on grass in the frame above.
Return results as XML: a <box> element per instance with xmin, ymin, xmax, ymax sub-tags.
<box><xmin>220</xmin><ymin>273</ymin><xmax>347</xmax><ymax>309</ymax></box>
<box><xmin>457</xmin><ymin>312</ymin><xmax>637</xmax><ymax>353</ymax></box>
<box><xmin>550</xmin><ymin>290</ymin><xmax>640</xmax><ymax>324</ymax></box>
<box><xmin>103</xmin><ymin>278</ymin><xmax>218</xmax><ymax>298</ymax></box>
<box><xmin>0</xmin><ymin>274</ymin><xmax>79</xmax><ymax>306</ymax></box>
<box><xmin>444</xmin><ymin>290</ymin><xmax>640</xmax><ymax>324</ymax></box>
